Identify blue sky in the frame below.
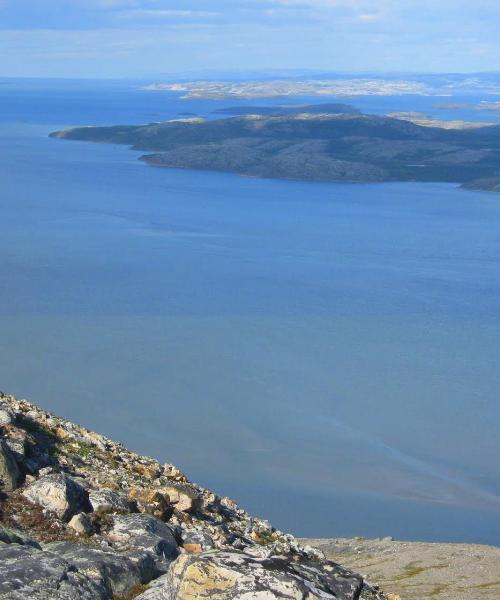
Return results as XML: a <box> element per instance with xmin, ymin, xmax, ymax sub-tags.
<box><xmin>1</xmin><ymin>0</ymin><xmax>500</xmax><ymax>78</ymax></box>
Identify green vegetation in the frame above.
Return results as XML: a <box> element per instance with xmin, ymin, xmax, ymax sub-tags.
<box><xmin>395</xmin><ymin>562</ymin><xmax>449</xmax><ymax>581</ymax></box>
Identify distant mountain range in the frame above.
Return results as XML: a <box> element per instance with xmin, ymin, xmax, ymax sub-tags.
<box><xmin>50</xmin><ymin>104</ymin><xmax>500</xmax><ymax>191</ymax></box>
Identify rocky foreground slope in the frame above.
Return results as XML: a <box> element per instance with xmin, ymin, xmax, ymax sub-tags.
<box><xmin>0</xmin><ymin>392</ymin><xmax>391</xmax><ymax>600</ymax></box>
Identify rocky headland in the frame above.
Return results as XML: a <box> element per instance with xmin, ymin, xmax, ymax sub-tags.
<box><xmin>0</xmin><ymin>392</ymin><xmax>390</xmax><ymax>600</ymax></box>
<box><xmin>50</xmin><ymin>106</ymin><xmax>500</xmax><ymax>191</ymax></box>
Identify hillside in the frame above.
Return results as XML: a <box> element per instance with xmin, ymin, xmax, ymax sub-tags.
<box><xmin>0</xmin><ymin>392</ymin><xmax>389</xmax><ymax>600</ymax></box>
<box><xmin>50</xmin><ymin>106</ymin><xmax>500</xmax><ymax>189</ymax></box>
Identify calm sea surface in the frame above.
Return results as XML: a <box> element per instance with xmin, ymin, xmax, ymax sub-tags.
<box><xmin>1</xmin><ymin>79</ymin><xmax>500</xmax><ymax>543</ymax></box>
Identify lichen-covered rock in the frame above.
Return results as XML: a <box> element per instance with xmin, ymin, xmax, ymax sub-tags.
<box><xmin>89</xmin><ymin>488</ymin><xmax>132</xmax><ymax>514</ymax></box>
<box><xmin>0</xmin><ymin>542</ymin><xmax>108</xmax><ymax>600</ymax></box>
<box><xmin>181</xmin><ymin>529</ymin><xmax>215</xmax><ymax>552</ymax></box>
<box><xmin>46</xmin><ymin>541</ymin><xmax>151</xmax><ymax>597</ymax></box>
<box><xmin>160</xmin><ymin>484</ymin><xmax>201</xmax><ymax>513</ymax></box>
<box><xmin>108</xmin><ymin>513</ymin><xmax>179</xmax><ymax>562</ymax></box>
<box><xmin>22</xmin><ymin>472</ymin><xmax>91</xmax><ymax>521</ymax></box>
<box><xmin>0</xmin><ymin>401</ymin><xmax>16</xmax><ymax>426</ymax></box>
<box><xmin>0</xmin><ymin>438</ymin><xmax>20</xmax><ymax>491</ymax></box>
<box><xmin>68</xmin><ymin>512</ymin><xmax>94</xmax><ymax>535</ymax></box>
<box><xmin>135</xmin><ymin>550</ymin><xmax>382</xmax><ymax>600</ymax></box>
<box><xmin>162</xmin><ymin>463</ymin><xmax>187</xmax><ymax>482</ymax></box>
<box><xmin>128</xmin><ymin>487</ymin><xmax>172</xmax><ymax>520</ymax></box>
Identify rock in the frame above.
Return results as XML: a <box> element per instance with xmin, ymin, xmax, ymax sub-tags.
<box><xmin>0</xmin><ymin>438</ymin><xmax>20</xmax><ymax>491</ymax></box>
<box><xmin>22</xmin><ymin>472</ymin><xmax>91</xmax><ymax>521</ymax></box>
<box><xmin>160</xmin><ymin>484</ymin><xmax>200</xmax><ymax>513</ymax></box>
<box><xmin>89</xmin><ymin>489</ymin><xmax>132</xmax><ymax>514</ymax></box>
<box><xmin>135</xmin><ymin>573</ymin><xmax>170</xmax><ymax>600</ymax></box>
<box><xmin>0</xmin><ymin>525</ymin><xmax>41</xmax><ymax>548</ymax></box>
<box><xmin>181</xmin><ymin>529</ymin><xmax>214</xmax><ymax>552</ymax></box>
<box><xmin>68</xmin><ymin>513</ymin><xmax>94</xmax><ymax>535</ymax></box>
<box><xmin>3</xmin><ymin>438</ymin><xmax>26</xmax><ymax>462</ymax></box>
<box><xmin>133</xmin><ymin>463</ymin><xmax>161</xmax><ymax>480</ymax></box>
<box><xmin>38</xmin><ymin>466</ymin><xmax>55</xmax><ymax>477</ymax></box>
<box><xmin>46</xmin><ymin>541</ymin><xmax>151</xmax><ymax>597</ymax></box>
<box><xmin>128</xmin><ymin>487</ymin><xmax>172</xmax><ymax>520</ymax></box>
<box><xmin>135</xmin><ymin>550</ymin><xmax>377</xmax><ymax>600</ymax></box>
<box><xmin>182</xmin><ymin>543</ymin><xmax>202</xmax><ymax>553</ymax></box>
<box><xmin>0</xmin><ymin>542</ymin><xmax>108</xmax><ymax>599</ymax></box>
<box><xmin>0</xmin><ymin>402</ymin><xmax>15</xmax><ymax>426</ymax></box>
<box><xmin>162</xmin><ymin>463</ymin><xmax>187</xmax><ymax>482</ymax></box>
<box><xmin>108</xmin><ymin>514</ymin><xmax>179</xmax><ymax>562</ymax></box>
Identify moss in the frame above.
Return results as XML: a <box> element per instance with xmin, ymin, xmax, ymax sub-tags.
<box><xmin>0</xmin><ymin>491</ymin><xmax>97</xmax><ymax>544</ymax></box>
<box><xmin>400</xmin><ymin>565</ymin><xmax>426</xmax><ymax>579</ymax></box>
<box><xmin>428</xmin><ymin>584</ymin><xmax>449</xmax><ymax>597</ymax></box>
<box><xmin>255</xmin><ymin>529</ymin><xmax>277</xmax><ymax>546</ymax></box>
<box><xmin>474</xmin><ymin>580</ymin><xmax>500</xmax><ymax>589</ymax></box>
<box><xmin>73</xmin><ymin>443</ymin><xmax>93</xmax><ymax>458</ymax></box>
<box><xmin>395</xmin><ymin>561</ymin><xmax>448</xmax><ymax>581</ymax></box>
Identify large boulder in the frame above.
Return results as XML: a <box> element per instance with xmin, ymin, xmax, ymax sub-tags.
<box><xmin>128</xmin><ymin>487</ymin><xmax>172</xmax><ymax>520</ymax></box>
<box><xmin>160</xmin><ymin>484</ymin><xmax>201</xmax><ymax>513</ymax></box>
<box><xmin>89</xmin><ymin>488</ymin><xmax>132</xmax><ymax>514</ymax></box>
<box><xmin>0</xmin><ymin>439</ymin><xmax>20</xmax><ymax>491</ymax></box>
<box><xmin>0</xmin><ymin>541</ymin><xmax>108</xmax><ymax>600</ymax></box>
<box><xmin>46</xmin><ymin>541</ymin><xmax>153</xmax><ymax>597</ymax></box>
<box><xmin>22</xmin><ymin>472</ymin><xmax>91</xmax><ymax>521</ymax></box>
<box><xmin>68</xmin><ymin>512</ymin><xmax>94</xmax><ymax>535</ymax></box>
<box><xmin>135</xmin><ymin>550</ymin><xmax>380</xmax><ymax>600</ymax></box>
<box><xmin>108</xmin><ymin>513</ymin><xmax>179</xmax><ymax>562</ymax></box>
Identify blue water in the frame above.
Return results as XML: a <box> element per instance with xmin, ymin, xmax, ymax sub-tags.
<box><xmin>1</xmin><ymin>79</ymin><xmax>500</xmax><ymax>544</ymax></box>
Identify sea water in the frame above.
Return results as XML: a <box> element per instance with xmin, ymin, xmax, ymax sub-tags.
<box><xmin>1</xmin><ymin>79</ymin><xmax>500</xmax><ymax>543</ymax></box>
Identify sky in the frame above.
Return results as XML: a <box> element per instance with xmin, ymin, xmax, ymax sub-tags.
<box><xmin>1</xmin><ymin>0</ymin><xmax>500</xmax><ymax>78</ymax></box>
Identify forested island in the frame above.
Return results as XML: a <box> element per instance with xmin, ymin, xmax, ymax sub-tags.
<box><xmin>51</xmin><ymin>104</ymin><xmax>500</xmax><ymax>191</ymax></box>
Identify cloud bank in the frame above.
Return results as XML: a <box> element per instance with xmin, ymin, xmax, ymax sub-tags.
<box><xmin>1</xmin><ymin>0</ymin><xmax>500</xmax><ymax>77</ymax></box>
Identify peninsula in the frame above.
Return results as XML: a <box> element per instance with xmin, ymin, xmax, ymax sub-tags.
<box><xmin>50</xmin><ymin>105</ymin><xmax>500</xmax><ymax>192</ymax></box>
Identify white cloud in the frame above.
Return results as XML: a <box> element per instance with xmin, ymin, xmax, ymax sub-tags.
<box><xmin>118</xmin><ymin>9</ymin><xmax>219</xmax><ymax>19</ymax></box>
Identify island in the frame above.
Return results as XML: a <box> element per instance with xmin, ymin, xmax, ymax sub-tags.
<box><xmin>142</xmin><ymin>79</ymin><xmax>430</xmax><ymax>99</ymax></box>
<box><xmin>50</xmin><ymin>105</ymin><xmax>500</xmax><ymax>192</ymax></box>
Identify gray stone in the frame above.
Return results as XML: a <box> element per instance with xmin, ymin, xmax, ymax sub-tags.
<box><xmin>0</xmin><ymin>525</ymin><xmax>40</xmax><ymax>548</ymax></box>
<box><xmin>181</xmin><ymin>529</ymin><xmax>214</xmax><ymax>551</ymax></box>
<box><xmin>0</xmin><ymin>542</ymin><xmax>108</xmax><ymax>599</ymax></box>
<box><xmin>22</xmin><ymin>472</ymin><xmax>91</xmax><ymax>521</ymax></box>
<box><xmin>68</xmin><ymin>512</ymin><xmax>94</xmax><ymax>535</ymax></box>
<box><xmin>134</xmin><ymin>574</ymin><xmax>169</xmax><ymax>600</ymax></box>
<box><xmin>0</xmin><ymin>438</ymin><xmax>20</xmax><ymax>491</ymax></box>
<box><xmin>0</xmin><ymin>402</ymin><xmax>15</xmax><ymax>426</ymax></box>
<box><xmin>89</xmin><ymin>488</ymin><xmax>133</xmax><ymax>514</ymax></box>
<box><xmin>108</xmin><ymin>513</ymin><xmax>179</xmax><ymax>562</ymax></box>
<box><xmin>46</xmin><ymin>541</ymin><xmax>150</xmax><ymax>596</ymax></box>
<box><xmin>135</xmin><ymin>550</ymin><xmax>374</xmax><ymax>600</ymax></box>
<box><xmin>161</xmin><ymin>483</ymin><xmax>201</xmax><ymax>513</ymax></box>
<box><xmin>4</xmin><ymin>438</ymin><xmax>26</xmax><ymax>462</ymax></box>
